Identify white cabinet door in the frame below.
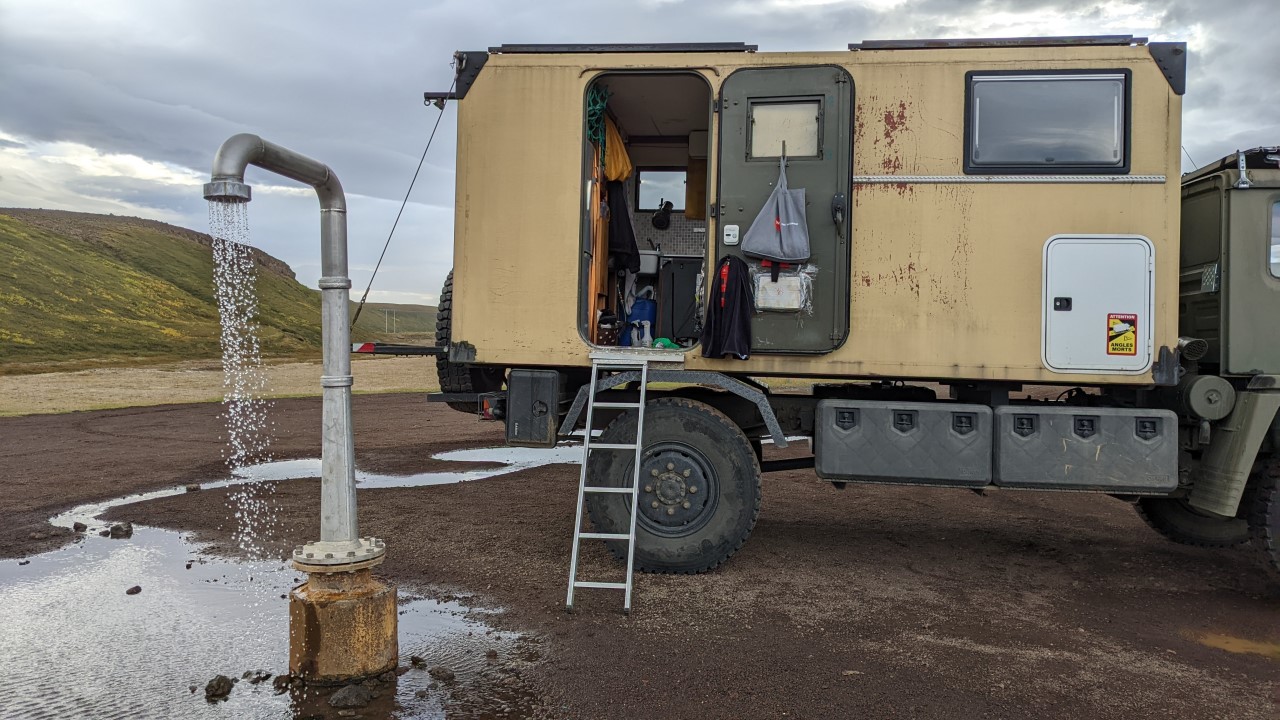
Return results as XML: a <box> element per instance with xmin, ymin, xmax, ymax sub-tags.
<box><xmin>1043</xmin><ymin>235</ymin><xmax>1154</xmax><ymax>373</ymax></box>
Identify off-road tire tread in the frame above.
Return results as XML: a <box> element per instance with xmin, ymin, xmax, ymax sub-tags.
<box><xmin>1248</xmin><ymin>457</ymin><xmax>1280</xmax><ymax>580</ymax></box>
<box><xmin>1134</xmin><ymin>497</ymin><xmax>1250</xmax><ymax>549</ymax></box>
<box><xmin>586</xmin><ymin>397</ymin><xmax>762</xmax><ymax>575</ymax></box>
<box><xmin>435</xmin><ymin>271</ymin><xmax>501</xmax><ymax>413</ymax></box>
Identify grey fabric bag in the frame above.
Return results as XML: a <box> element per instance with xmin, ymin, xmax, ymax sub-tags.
<box><xmin>740</xmin><ymin>156</ymin><xmax>810</xmax><ymax>263</ymax></box>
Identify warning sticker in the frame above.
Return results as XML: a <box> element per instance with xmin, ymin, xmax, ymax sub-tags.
<box><xmin>1107</xmin><ymin>313</ymin><xmax>1139</xmax><ymax>356</ymax></box>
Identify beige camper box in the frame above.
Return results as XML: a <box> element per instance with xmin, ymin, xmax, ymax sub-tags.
<box><xmin>416</xmin><ymin>38</ymin><xmax>1280</xmax><ymax>586</ymax></box>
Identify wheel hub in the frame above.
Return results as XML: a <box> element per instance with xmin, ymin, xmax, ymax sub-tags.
<box><xmin>636</xmin><ymin>446</ymin><xmax>715</xmax><ymax>534</ymax></box>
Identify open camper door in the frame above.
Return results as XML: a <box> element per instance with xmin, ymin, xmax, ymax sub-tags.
<box><xmin>716</xmin><ymin>66</ymin><xmax>853</xmax><ymax>353</ymax></box>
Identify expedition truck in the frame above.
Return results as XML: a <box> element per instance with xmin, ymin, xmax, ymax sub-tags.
<box><xmin>415</xmin><ymin>36</ymin><xmax>1280</xmax><ymax>578</ymax></box>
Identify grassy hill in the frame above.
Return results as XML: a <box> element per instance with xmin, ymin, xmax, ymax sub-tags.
<box><xmin>0</xmin><ymin>209</ymin><xmax>436</xmax><ymax>373</ymax></box>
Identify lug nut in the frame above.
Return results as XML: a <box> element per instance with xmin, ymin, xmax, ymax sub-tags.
<box><xmin>667</xmin><ymin>462</ymin><xmax>675</xmax><ymax>471</ymax></box>
<box><xmin>683</xmin><ymin>501</ymin><xmax>691</xmax><ymax>509</ymax></box>
<box><xmin>683</xmin><ymin>469</ymin><xmax>690</xmax><ymax>477</ymax></box>
<box><xmin>667</xmin><ymin>507</ymin><xmax>675</xmax><ymax>516</ymax></box>
<box><xmin>689</xmin><ymin>486</ymin><xmax>697</xmax><ymax>493</ymax></box>
<box><xmin>651</xmin><ymin>469</ymin><xmax>659</xmax><ymax>477</ymax></box>
<box><xmin>651</xmin><ymin>501</ymin><xmax>660</xmax><ymax>508</ymax></box>
<box><xmin>644</xmin><ymin>485</ymin><xmax>653</xmax><ymax>493</ymax></box>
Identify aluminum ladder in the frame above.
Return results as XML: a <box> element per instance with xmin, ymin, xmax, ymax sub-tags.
<box><xmin>566</xmin><ymin>353</ymin><xmax>651</xmax><ymax>612</ymax></box>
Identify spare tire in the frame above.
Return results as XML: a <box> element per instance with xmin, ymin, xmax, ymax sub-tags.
<box><xmin>435</xmin><ymin>270</ymin><xmax>503</xmax><ymax>414</ymax></box>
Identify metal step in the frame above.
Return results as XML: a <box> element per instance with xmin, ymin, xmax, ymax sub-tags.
<box><xmin>583</xmin><ymin>486</ymin><xmax>632</xmax><ymax>494</ymax></box>
<box><xmin>590</xmin><ymin>443</ymin><xmax>638</xmax><ymax>450</ymax></box>
<box><xmin>593</xmin><ymin>402</ymin><xmax>642</xmax><ymax>409</ymax></box>
<box><xmin>579</xmin><ymin>532</ymin><xmax>631</xmax><ymax>540</ymax></box>
<box><xmin>573</xmin><ymin>581</ymin><xmax>627</xmax><ymax>590</ymax></box>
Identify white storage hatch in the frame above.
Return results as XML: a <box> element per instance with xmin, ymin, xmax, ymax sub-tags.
<box><xmin>1042</xmin><ymin>234</ymin><xmax>1154</xmax><ymax>373</ymax></box>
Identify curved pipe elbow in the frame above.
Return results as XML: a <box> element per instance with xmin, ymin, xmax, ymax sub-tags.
<box><xmin>209</xmin><ymin>133</ymin><xmax>346</xmax><ymax>212</ymax></box>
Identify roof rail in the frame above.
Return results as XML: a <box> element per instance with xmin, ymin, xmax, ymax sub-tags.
<box><xmin>850</xmin><ymin>35</ymin><xmax>1145</xmax><ymax>51</ymax></box>
<box><xmin>490</xmin><ymin>43</ymin><xmax>757</xmax><ymax>54</ymax></box>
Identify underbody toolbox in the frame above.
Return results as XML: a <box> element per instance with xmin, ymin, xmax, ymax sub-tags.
<box><xmin>993</xmin><ymin>406</ymin><xmax>1178</xmax><ymax>493</ymax></box>
<box><xmin>815</xmin><ymin>400</ymin><xmax>993</xmax><ymax>486</ymax></box>
<box><xmin>506</xmin><ymin>369</ymin><xmax>561</xmax><ymax>448</ymax></box>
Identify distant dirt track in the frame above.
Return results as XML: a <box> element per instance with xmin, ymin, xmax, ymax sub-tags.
<box><xmin>2</xmin><ymin>394</ymin><xmax>1278</xmax><ymax>718</ymax></box>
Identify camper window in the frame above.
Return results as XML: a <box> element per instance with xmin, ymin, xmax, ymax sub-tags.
<box><xmin>965</xmin><ymin>71</ymin><xmax>1129</xmax><ymax>173</ymax></box>
<box><xmin>748</xmin><ymin>99</ymin><xmax>821</xmax><ymax>159</ymax></box>
<box><xmin>637</xmin><ymin>169</ymin><xmax>686</xmax><ymax>212</ymax></box>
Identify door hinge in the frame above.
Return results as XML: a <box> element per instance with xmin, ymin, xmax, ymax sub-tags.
<box><xmin>712</xmin><ymin>99</ymin><xmax>721</xmax><ymax>113</ymax></box>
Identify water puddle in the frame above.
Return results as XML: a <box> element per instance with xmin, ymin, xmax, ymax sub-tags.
<box><xmin>1191</xmin><ymin>632</ymin><xmax>1280</xmax><ymax>661</ymax></box>
<box><xmin>0</xmin><ymin>444</ymin><xmax>578</xmax><ymax>718</ymax></box>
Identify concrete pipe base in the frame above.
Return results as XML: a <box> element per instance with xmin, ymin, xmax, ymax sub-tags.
<box><xmin>289</xmin><ymin>569</ymin><xmax>398</xmax><ymax>683</ymax></box>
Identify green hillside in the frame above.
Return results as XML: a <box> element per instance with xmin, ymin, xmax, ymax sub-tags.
<box><xmin>0</xmin><ymin>209</ymin><xmax>436</xmax><ymax>373</ymax></box>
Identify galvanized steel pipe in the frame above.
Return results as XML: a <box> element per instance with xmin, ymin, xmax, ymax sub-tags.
<box><xmin>204</xmin><ymin>134</ymin><xmax>383</xmax><ymax>568</ymax></box>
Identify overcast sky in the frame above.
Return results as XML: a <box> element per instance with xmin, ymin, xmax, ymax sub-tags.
<box><xmin>1</xmin><ymin>0</ymin><xmax>1277</xmax><ymax>306</ymax></box>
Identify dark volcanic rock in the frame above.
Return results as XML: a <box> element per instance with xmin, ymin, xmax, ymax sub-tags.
<box><xmin>409</xmin><ymin>655</ymin><xmax>427</xmax><ymax>668</ymax></box>
<box><xmin>204</xmin><ymin>674</ymin><xmax>234</xmax><ymax>701</ymax></box>
<box><xmin>108</xmin><ymin>522</ymin><xmax>133</xmax><ymax>539</ymax></box>
<box><xmin>185</xmin><ymin>484</ymin><xmax>201</xmax><ymax>492</ymax></box>
<box><xmin>17</xmin><ymin>560</ymin><xmax>29</xmax><ymax>566</ymax></box>
<box><xmin>243</xmin><ymin>669</ymin><xmax>272</xmax><ymax>684</ymax></box>
<box><xmin>428</xmin><ymin>665</ymin><xmax>455</xmax><ymax>682</ymax></box>
<box><xmin>98</xmin><ymin>530</ymin><xmax>110</xmax><ymax>537</ymax></box>
<box><xmin>271</xmin><ymin>674</ymin><xmax>293</xmax><ymax>694</ymax></box>
<box><xmin>72</xmin><ymin>522</ymin><xmax>88</xmax><ymax>532</ymax></box>
<box><xmin>125</xmin><ymin>585</ymin><xmax>142</xmax><ymax>595</ymax></box>
<box><xmin>328</xmin><ymin>684</ymin><xmax>373</xmax><ymax>708</ymax></box>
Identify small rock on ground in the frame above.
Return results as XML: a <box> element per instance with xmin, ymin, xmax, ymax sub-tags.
<box><xmin>125</xmin><ymin>586</ymin><xmax>142</xmax><ymax>595</ymax></box>
<box><xmin>242</xmin><ymin>669</ymin><xmax>272</xmax><ymax>684</ymax></box>
<box><xmin>185</xmin><ymin>484</ymin><xmax>201</xmax><ymax>492</ymax></box>
<box><xmin>205</xmin><ymin>674</ymin><xmax>234</xmax><ymax>701</ymax></box>
<box><xmin>409</xmin><ymin>655</ymin><xmax>426</xmax><ymax>668</ymax></box>
<box><xmin>378</xmin><ymin>670</ymin><xmax>396</xmax><ymax>683</ymax></box>
<box><xmin>108</xmin><ymin>522</ymin><xmax>133</xmax><ymax>539</ymax></box>
<box><xmin>329</xmin><ymin>684</ymin><xmax>373</xmax><ymax>709</ymax></box>
<box><xmin>271</xmin><ymin>675</ymin><xmax>294</xmax><ymax>694</ymax></box>
<box><xmin>98</xmin><ymin>530</ymin><xmax>110</xmax><ymax>537</ymax></box>
<box><xmin>428</xmin><ymin>666</ymin><xmax>455</xmax><ymax>682</ymax></box>
<box><xmin>17</xmin><ymin>560</ymin><xmax>29</xmax><ymax>566</ymax></box>
<box><xmin>28</xmin><ymin>532</ymin><xmax>45</xmax><ymax>540</ymax></box>
<box><xmin>486</xmin><ymin>649</ymin><xmax>499</xmax><ymax>660</ymax></box>
<box><xmin>72</xmin><ymin>522</ymin><xmax>87</xmax><ymax>532</ymax></box>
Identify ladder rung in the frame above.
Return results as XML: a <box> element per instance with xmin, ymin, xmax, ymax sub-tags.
<box><xmin>593</xmin><ymin>402</ymin><xmax>641</xmax><ymax>409</ymax></box>
<box><xmin>583</xmin><ymin>486</ymin><xmax>633</xmax><ymax>494</ymax></box>
<box><xmin>594</xmin><ymin>362</ymin><xmax>648</xmax><ymax>368</ymax></box>
<box><xmin>574</xmin><ymin>581</ymin><xmax>628</xmax><ymax>589</ymax></box>
<box><xmin>579</xmin><ymin>532</ymin><xmax>631</xmax><ymax>540</ymax></box>
<box><xmin>590</xmin><ymin>443</ymin><xmax>637</xmax><ymax>450</ymax></box>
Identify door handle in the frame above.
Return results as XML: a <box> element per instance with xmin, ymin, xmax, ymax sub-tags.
<box><xmin>831</xmin><ymin>193</ymin><xmax>847</xmax><ymax>239</ymax></box>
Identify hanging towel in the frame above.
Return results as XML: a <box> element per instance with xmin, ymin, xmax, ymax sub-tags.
<box><xmin>741</xmin><ymin>154</ymin><xmax>810</xmax><ymax>264</ymax></box>
<box><xmin>604</xmin><ymin>116</ymin><xmax>633</xmax><ymax>182</ymax></box>
<box><xmin>700</xmin><ymin>255</ymin><xmax>753</xmax><ymax>360</ymax></box>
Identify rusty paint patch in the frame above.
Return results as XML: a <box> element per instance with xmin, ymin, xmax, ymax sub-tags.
<box><xmin>882</xmin><ymin>101</ymin><xmax>908</xmax><ymax>147</ymax></box>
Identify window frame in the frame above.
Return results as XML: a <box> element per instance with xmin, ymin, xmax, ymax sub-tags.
<box><xmin>635</xmin><ymin>166</ymin><xmax>689</xmax><ymax>213</ymax></box>
<box><xmin>745</xmin><ymin>95</ymin><xmax>825</xmax><ymax>161</ymax></box>
<box><xmin>963</xmin><ymin>69</ymin><xmax>1133</xmax><ymax>175</ymax></box>
<box><xmin>1269</xmin><ymin>199</ymin><xmax>1280</xmax><ymax>279</ymax></box>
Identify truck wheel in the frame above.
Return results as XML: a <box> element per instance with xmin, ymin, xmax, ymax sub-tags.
<box><xmin>585</xmin><ymin>398</ymin><xmax>762</xmax><ymax>574</ymax></box>
<box><xmin>435</xmin><ymin>270</ymin><xmax>503</xmax><ymax>413</ymax></box>
<box><xmin>1136</xmin><ymin>497</ymin><xmax>1250</xmax><ymax>548</ymax></box>
<box><xmin>1248</xmin><ymin>458</ymin><xmax>1280</xmax><ymax>578</ymax></box>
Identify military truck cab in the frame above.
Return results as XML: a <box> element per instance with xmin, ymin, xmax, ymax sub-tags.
<box><xmin>427</xmin><ymin>38</ymin><xmax>1280</xmax><ymax>580</ymax></box>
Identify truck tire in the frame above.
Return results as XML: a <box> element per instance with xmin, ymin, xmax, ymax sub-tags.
<box><xmin>1248</xmin><ymin>458</ymin><xmax>1280</xmax><ymax>578</ymax></box>
<box><xmin>1135</xmin><ymin>497</ymin><xmax>1250</xmax><ymax>548</ymax></box>
<box><xmin>585</xmin><ymin>398</ymin><xmax>762</xmax><ymax>574</ymax></box>
<box><xmin>435</xmin><ymin>270</ymin><xmax>503</xmax><ymax>414</ymax></box>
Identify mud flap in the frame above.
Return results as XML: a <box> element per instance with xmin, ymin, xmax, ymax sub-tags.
<box><xmin>1188</xmin><ymin>391</ymin><xmax>1280</xmax><ymax>517</ymax></box>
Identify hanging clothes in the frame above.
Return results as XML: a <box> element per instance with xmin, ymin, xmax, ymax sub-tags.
<box><xmin>603</xmin><ymin>116</ymin><xmax>633</xmax><ymax>182</ymax></box>
<box><xmin>606</xmin><ymin>180</ymin><xmax>640</xmax><ymax>273</ymax></box>
<box><xmin>700</xmin><ymin>255</ymin><xmax>753</xmax><ymax>360</ymax></box>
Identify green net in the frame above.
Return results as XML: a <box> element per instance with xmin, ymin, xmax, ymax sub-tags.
<box><xmin>586</xmin><ymin>85</ymin><xmax>610</xmax><ymax>163</ymax></box>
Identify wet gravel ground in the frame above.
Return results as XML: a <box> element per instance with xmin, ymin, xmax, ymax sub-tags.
<box><xmin>3</xmin><ymin>393</ymin><xmax>1279</xmax><ymax>719</ymax></box>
